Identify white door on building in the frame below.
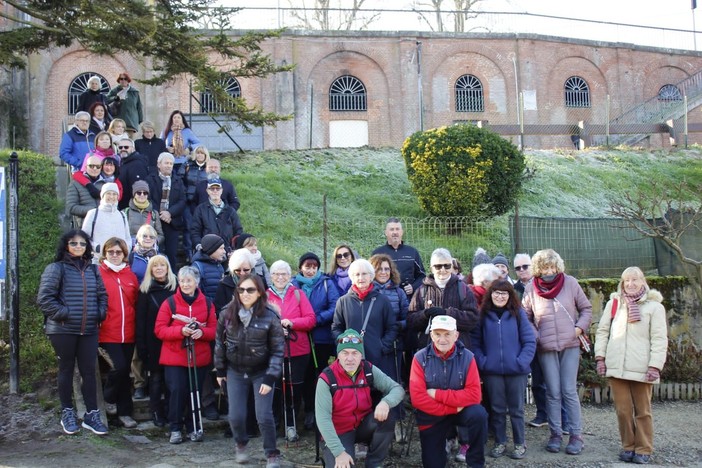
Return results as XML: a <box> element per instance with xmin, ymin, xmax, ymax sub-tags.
<box><xmin>329</xmin><ymin>120</ymin><xmax>368</xmax><ymax>147</ymax></box>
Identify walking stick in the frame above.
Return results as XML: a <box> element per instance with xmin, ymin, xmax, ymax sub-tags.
<box><xmin>282</xmin><ymin>325</ymin><xmax>298</xmax><ymax>447</ymax></box>
<box><xmin>185</xmin><ymin>324</ymin><xmax>204</xmax><ymax>441</ymax></box>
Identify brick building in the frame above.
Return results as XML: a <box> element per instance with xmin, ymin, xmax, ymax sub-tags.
<box><xmin>20</xmin><ymin>30</ymin><xmax>702</xmax><ymax>156</ymax></box>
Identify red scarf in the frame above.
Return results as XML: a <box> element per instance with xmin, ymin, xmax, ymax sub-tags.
<box><xmin>533</xmin><ymin>273</ymin><xmax>565</xmax><ymax>299</ymax></box>
<box><xmin>352</xmin><ymin>283</ymin><xmax>374</xmax><ymax>301</ymax></box>
<box><xmin>471</xmin><ymin>285</ymin><xmax>486</xmax><ymax>306</ymax></box>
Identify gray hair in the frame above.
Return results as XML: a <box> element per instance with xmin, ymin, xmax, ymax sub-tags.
<box><xmin>140</xmin><ymin>120</ymin><xmax>156</xmax><ymax>132</ymax></box>
<box><xmin>513</xmin><ymin>253</ymin><xmax>531</xmax><ymax>266</ymax></box>
<box><xmin>472</xmin><ymin>263</ymin><xmax>502</xmax><ymax>288</ymax></box>
<box><xmin>430</xmin><ymin>248</ymin><xmax>452</xmax><ymax>265</ymax></box>
<box><xmin>270</xmin><ymin>260</ymin><xmax>292</xmax><ymax>275</ymax></box>
<box><xmin>348</xmin><ymin>258</ymin><xmax>375</xmax><ymax>280</ymax></box>
<box><xmin>87</xmin><ymin>76</ymin><xmax>101</xmax><ymax>87</ymax></box>
<box><xmin>74</xmin><ymin>111</ymin><xmax>90</xmax><ymax>121</ymax></box>
<box><xmin>228</xmin><ymin>248</ymin><xmax>256</xmax><ymax>272</ymax></box>
<box><xmin>157</xmin><ymin>152</ymin><xmax>174</xmax><ymax>164</ymax></box>
<box><xmin>178</xmin><ymin>265</ymin><xmax>200</xmax><ymax>285</ymax></box>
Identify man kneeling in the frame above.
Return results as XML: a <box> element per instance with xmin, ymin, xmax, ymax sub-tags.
<box><xmin>316</xmin><ymin>329</ymin><xmax>405</xmax><ymax>468</ymax></box>
<box><xmin>410</xmin><ymin>315</ymin><xmax>488</xmax><ymax>468</ymax></box>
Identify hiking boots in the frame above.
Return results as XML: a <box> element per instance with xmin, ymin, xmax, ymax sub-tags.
<box><xmin>60</xmin><ymin>408</ymin><xmax>80</xmax><ymax>435</ymax></box>
<box><xmin>490</xmin><ymin>443</ymin><xmax>506</xmax><ymax>458</ymax></box>
<box><xmin>511</xmin><ymin>444</ymin><xmax>527</xmax><ymax>460</ymax></box>
<box><xmin>82</xmin><ymin>410</ymin><xmax>108</xmax><ymax>435</ymax></box>
<box><xmin>565</xmin><ymin>434</ymin><xmax>584</xmax><ymax>455</ymax></box>
<box><xmin>546</xmin><ymin>432</ymin><xmax>562</xmax><ymax>453</ymax></box>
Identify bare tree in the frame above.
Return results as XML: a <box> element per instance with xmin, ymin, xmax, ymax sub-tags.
<box><xmin>412</xmin><ymin>0</ymin><xmax>485</xmax><ymax>32</ymax></box>
<box><xmin>286</xmin><ymin>0</ymin><xmax>379</xmax><ymax>31</ymax></box>
<box><xmin>608</xmin><ymin>181</ymin><xmax>702</xmax><ymax>303</ymax></box>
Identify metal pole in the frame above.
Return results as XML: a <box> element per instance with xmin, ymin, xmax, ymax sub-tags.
<box><xmin>684</xmin><ymin>95</ymin><xmax>689</xmax><ymax>148</ymax></box>
<box><xmin>519</xmin><ymin>92</ymin><xmax>524</xmax><ymax>151</ymax></box>
<box><xmin>512</xmin><ymin>56</ymin><xmax>520</xmax><ymax>147</ymax></box>
<box><xmin>188</xmin><ymin>80</ymin><xmax>193</xmax><ymax>128</ymax></box>
<box><xmin>417</xmin><ymin>41</ymin><xmax>423</xmax><ymax>132</ymax></box>
<box><xmin>322</xmin><ymin>194</ymin><xmax>328</xmax><ymax>272</ymax></box>
<box><xmin>606</xmin><ymin>94</ymin><xmax>611</xmax><ymax>147</ymax></box>
<box><xmin>309</xmin><ymin>84</ymin><xmax>314</xmax><ymax>148</ymax></box>
<box><xmin>693</xmin><ymin>6</ymin><xmax>698</xmax><ymax>51</ymax></box>
<box><xmin>9</xmin><ymin>152</ymin><xmax>20</xmax><ymax>394</ymax></box>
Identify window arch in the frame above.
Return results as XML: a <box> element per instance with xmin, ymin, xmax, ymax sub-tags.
<box><xmin>68</xmin><ymin>73</ymin><xmax>110</xmax><ymax>115</ymax></box>
<box><xmin>455</xmin><ymin>74</ymin><xmax>484</xmax><ymax>112</ymax></box>
<box><xmin>564</xmin><ymin>76</ymin><xmax>590</xmax><ymax>108</ymax></box>
<box><xmin>658</xmin><ymin>84</ymin><xmax>682</xmax><ymax>102</ymax></box>
<box><xmin>200</xmin><ymin>77</ymin><xmax>241</xmax><ymax>114</ymax></box>
<box><xmin>329</xmin><ymin>75</ymin><xmax>367</xmax><ymax>111</ymax></box>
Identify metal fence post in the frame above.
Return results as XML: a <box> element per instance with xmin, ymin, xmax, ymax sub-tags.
<box><xmin>9</xmin><ymin>151</ymin><xmax>20</xmax><ymax>394</ymax></box>
<box><xmin>606</xmin><ymin>94</ymin><xmax>610</xmax><ymax>147</ymax></box>
<box><xmin>684</xmin><ymin>95</ymin><xmax>689</xmax><ymax>148</ymax></box>
<box><xmin>322</xmin><ymin>194</ymin><xmax>328</xmax><ymax>272</ymax></box>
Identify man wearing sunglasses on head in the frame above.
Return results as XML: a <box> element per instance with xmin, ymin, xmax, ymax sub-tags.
<box><xmin>372</xmin><ymin>217</ymin><xmax>426</xmax><ymax>298</ymax></box>
<box><xmin>316</xmin><ymin>329</ymin><xmax>404</xmax><ymax>468</ymax></box>
<box><xmin>116</xmin><ymin>137</ymin><xmax>149</xmax><ymax>210</ymax></box>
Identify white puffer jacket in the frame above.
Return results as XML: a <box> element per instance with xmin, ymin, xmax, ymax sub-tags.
<box><xmin>595</xmin><ymin>289</ymin><xmax>668</xmax><ymax>383</ymax></box>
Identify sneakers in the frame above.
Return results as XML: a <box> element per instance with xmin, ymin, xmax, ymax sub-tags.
<box><xmin>355</xmin><ymin>443</ymin><xmax>368</xmax><ymax>460</ymax></box>
<box><xmin>455</xmin><ymin>444</ymin><xmax>469</xmax><ymax>462</ymax></box>
<box><xmin>203</xmin><ymin>403</ymin><xmax>220</xmax><ymax>421</ymax></box>
<box><xmin>188</xmin><ymin>430</ymin><xmax>203</xmax><ymax>442</ymax></box>
<box><xmin>118</xmin><ymin>415</ymin><xmax>137</xmax><ymax>428</ymax></box>
<box><xmin>105</xmin><ymin>403</ymin><xmax>117</xmax><ymax>416</ymax></box>
<box><xmin>60</xmin><ymin>408</ymin><xmax>80</xmax><ymax>435</ymax></box>
<box><xmin>266</xmin><ymin>454</ymin><xmax>281</xmax><ymax>468</ymax></box>
<box><xmin>286</xmin><ymin>426</ymin><xmax>299</xmax><ymax>442</ymax></box>
<box><xmin>563</xmin><ymin>427</ymin><xmax>570</xmax><ymax>435</ymax></box>
<box><xmin>528</xmin><ymin>417</ymin><xmax>548</xmax><ymax>427</ymax></box>
<box><xmin>235</xmin><ymin>444</ymin><xmax>249</xmax><ymax>463</ymax></box>
<box><xmin>169</xmin><ymin>431</ymin><xmax>183</xmax><ymax>444</ymax></box>
<box><xmin>546</xmin><ymin>432</ymin><xmax>562</xmax><ymax>453</ymax></box>
<box><xmin>619</xmin><ymin>450</ymin><xmax>635</xmax><ymax>462</ymax></box>
<box><xmin>82</xmin><ymin>410</ymin><xmax>108</xmax><ymax>435</ymax></box>
<box><xmin>490</xmin><ymin>443</ymin><xmax>506</xmax><ymax>458</ymax></box>
<box><xmin>133</xmin><ymin>387</ymin><xmax>147</xmax><ymax>400</ymax></box>
<box><xmin>565</xmin><ymin>434</ymin><xmax>584</xmax><ymax>455</ymax></box>
<box><xmin>511</xmin><ymin>444</ymin><xmax>527</xmax><ymax>460</ymax></box>
<box><xmin>632</xmin><ymin>453</ymin><xmax>651</xmax><ymax>464</ymax></box>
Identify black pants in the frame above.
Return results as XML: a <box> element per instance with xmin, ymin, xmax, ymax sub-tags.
<box><xmin>148</xmin><ymin>366</ymin><xmax>168</xmax><ymax>415</ymax></box>
<box><xmin>161</xmin><ymin>223</ymin><xmax>182</xmax><ymax>271</ymax></box>
<box><xmin>418</xmin><ymin>405</ymin><xmax>488</xmax><ymax>468</ymax></box>
<box><xmin>275</xmin><ymin>354</ymin><xmax>309</xmax><ymax>426</ymax></box>
<box><xmin>164</xmin><ymin>365</ymin><xmax>207</xmax><ymax>432</ymax></box>
<box><xmin>322</xmin><ymin>410</ymin><xmax>395</xmax><ymax>468</ymax></box>
<box><xmin>100</xmin><ymin>342</ymin><xmax>135</xmax><ymax>416</ymax></box>
<box><xmin>49</xmin><ymin>333</ymin><xmax>99</xmax><ymax>411</ymax></box>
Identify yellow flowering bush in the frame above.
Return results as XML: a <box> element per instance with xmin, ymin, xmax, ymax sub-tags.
<box><xmin>401</xmin><ymin>124</ymin><xmax>525</xmax><ymax>218</ymax></box>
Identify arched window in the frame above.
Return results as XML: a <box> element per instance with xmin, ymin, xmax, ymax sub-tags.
<box><xmin>68</xmin><ymin>73</ymin><xmax>110</xmax><ymax>115</ymax></box>
<box><xmin>329</xmin><ymin>75</ymin><xmax>367</xmax><ymax>111</ymax></box>
<box><xmin>658</xmin><ymin>84</ymin><xmax>682</xmax><ymax>102</ymax></box>
<box><xmin>564</xmin><ymin>76</ymin><xmax>590</xmax><ymax>108</ymax></box>
<box><xmin>200</xmin><ymin>77</ymin><xmax>241</xmax><ymax>114</ymax></box>
<box><xmin>455</xmin><ymin>74</ymin><xmax>484</xmax><ymax>112</ymax></box>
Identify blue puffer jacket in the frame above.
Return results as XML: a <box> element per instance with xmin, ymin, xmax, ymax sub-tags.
<box><xmin>293</xmin><ymin>275</ymin><xmax>339</xmax><ymax>345</ymax></box>
<box><xmin>37</xmin><ymin>256</ymin><xmax>108</xmax><ymax>335</ymax></box>
<box><xmin>374</xmin><ymin>280</ymin><xmax>408</xmax><ymax>350</ymax></box>
<box><xmin>59</xmin><ymin>127</ymin><xmax>95</xmax><ymax>170</ymax></box>
<box><xmin>191</xmin><ymin>250</ymin><xmax>224</xmax><ymax>301</ymax></box>
<box><xmin>470</xmin><ymin>308</ymin><xmax>536</xmax><ymax>376</ymax></box>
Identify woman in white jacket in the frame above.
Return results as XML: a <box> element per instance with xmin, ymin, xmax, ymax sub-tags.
<box><xmin>595</xmin><ymin>267</ymin><xmax>668</xmax><ymax>465</ymax></box>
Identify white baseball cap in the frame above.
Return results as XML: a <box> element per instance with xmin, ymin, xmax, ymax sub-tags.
<box><xmin>430</xmin><ymin>315</ymin><xmax>457</xmax><ymax>331</ymax></box>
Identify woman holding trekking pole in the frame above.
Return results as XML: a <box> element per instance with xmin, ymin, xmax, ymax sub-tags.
<box><xmin>215</xmin><ymin>274</ymin><xmax>285</xmax><ymax>468</ymax></box>
<box><xmin>154</xmin><ymin>265</ymin><xmax>216</xmax><ymax>445</ymax></box>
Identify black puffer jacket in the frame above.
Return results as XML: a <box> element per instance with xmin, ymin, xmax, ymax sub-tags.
<box><xmin>190</xmin><ymin>201</ymin><xmax>243</xmax><ymax>249</ymax></box>
<box><xmin>214</xmin><ymin>304</ymin><xmax>284</xmax><ymax>388</ymax></box>
<box><xmin>37</xmin><ymin>256</ymin><xmax>108</xmax><ymax>335</ymax></box>
<box><xmin>135</xmin><ymin>280</ymin><xmax>176</xmax><ymax>371</ymax></box>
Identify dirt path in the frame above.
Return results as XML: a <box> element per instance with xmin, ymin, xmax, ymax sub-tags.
<box><xmin>1</xmin><ymin>393</ymin><xmax>701</xmax><ymax>467</ymax></box>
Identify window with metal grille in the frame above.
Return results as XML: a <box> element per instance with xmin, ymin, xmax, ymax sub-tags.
<box><xmin>455</xmin><ymin>74</ymin><xmax>484</xmax><ymax>112</ymax></box>
<box><xmin>564</xmin><ymin>76</ymin><xmax>591</xmax><ymax>108</ymax></box>
<box><xmin>68</xmin><ymin>73</ymin><xmax>110</xmax><ymax>115</ymax></box>
<box><xmin>200</xmin><ymin>77</ymin><xmax>242</xmax><ymax>114</ymax></box>
<box><xmin>658</xmin><ymin>84</ymin><xmax>682</xmax><ymax>102</ymax></box>
<box><xmin>329</xmin><ymin>75</ymin><xmax>367</xmax><ymax>111</ymax></box>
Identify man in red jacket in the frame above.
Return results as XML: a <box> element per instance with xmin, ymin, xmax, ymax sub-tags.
<box><xmin>409</xmin><ymin>315</ymin><xmax>488</xmax><ymax>468</ymax></box>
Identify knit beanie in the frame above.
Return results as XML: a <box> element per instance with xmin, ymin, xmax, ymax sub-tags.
<box><xmin>336</xmin><ymin>329</ymin><xmax>365</xmax><ymax>357</ymax></box>
<box><xmin>472</xmin><ymin>247</ymin><xmax>491</xmax><ymax>268</ymax></box>
<box><xmin>233</xmin><ymin>233</ymin><xmax>254</xmax><ymax>250</ymax></box>
<box><xmin>132</xmin><ymin>180</ymin><xmax>149</xmax><ymax>194</ymax></box>
<box><xmin>299</xmin><ymin>252</ymin><xmax>321</xmax><ymax>270</ymax></box>
<box><xmin>100</xmin><ymin>182</ymin><xmax>119</xmax><ymax>198</ymax></box>
<box><xmin>492</xmin><ymin>253</ymin><xmax>509</xmax><ymax>268</ymax></box>
<box><xmin>200</xmin><ymin>234</ymin><xmax>225</xmax><ymax>256</ymax></box>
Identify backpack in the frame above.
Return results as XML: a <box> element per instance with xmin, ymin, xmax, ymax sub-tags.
<box><xmin>321</xmin><ymin>360</ymin><xmax>374</xmax><ymax>396</ymax></box>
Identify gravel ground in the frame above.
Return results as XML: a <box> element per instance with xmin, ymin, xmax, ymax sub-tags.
<box><xmin>1</xmin><ymin>392</ymin><xmax>701</xmax><ymax>467</ymax></box>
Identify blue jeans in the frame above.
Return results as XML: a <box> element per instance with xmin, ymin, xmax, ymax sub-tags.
<box><xmin>483</xmin><ymin>374</ymin><xmax>528</xmax><ymax>445</ymax></box>
<box><xmin>538</xmin><ymin>347</ymin><xmax>582</xmax><ymax>436</ymax></box>
<box><xmin>226</xmin><ymin>368</ymin><xmax>279</xmax><ymax>457</ymax></box>
<box><xmin>531</xmin><ymin>353</ymin><xmax>570</xmax><ymax>429</ymax></box>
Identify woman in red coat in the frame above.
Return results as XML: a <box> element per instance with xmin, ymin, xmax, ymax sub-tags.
<box><xmin>154</xmin><ymin>265</ymin><xmax>216</xmax><ymax>445</ymax></box>
<box><xmin>98</xmin><ymin>237</ymin><xmax>139</xmax><ymax>428</ymax></box>
<box><xmin>266</xmin><ymin>260</ymin><xmax>315</xmax><ymax>442</ymax></box>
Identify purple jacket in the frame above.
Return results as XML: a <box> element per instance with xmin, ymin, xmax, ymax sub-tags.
<box><xmin>522</xmin><ymin>274</ymin><xmax>592</xmax><ymax>352</ymax></box>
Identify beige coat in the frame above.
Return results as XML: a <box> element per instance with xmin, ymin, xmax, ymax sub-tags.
<box><xmin>595</xmin><ymin>289</ymin><xmax>668</xmax><ymax>383</ymax></box>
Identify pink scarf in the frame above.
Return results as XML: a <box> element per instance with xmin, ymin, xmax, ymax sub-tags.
<box><xmin>623</xmin><ymin>286</ymin><xmax>646</xmax><ymax>322</ymax></box>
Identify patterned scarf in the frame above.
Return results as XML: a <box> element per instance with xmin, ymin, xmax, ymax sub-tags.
<box><xmin>171</xmin><ymin>123</ymin><xmax>185</xmax><ymax>156</ymax></box>
<box><xmin>623</xmin><ymin>286</ymin><xmax>646</xmax><ymax>322</ymax></box>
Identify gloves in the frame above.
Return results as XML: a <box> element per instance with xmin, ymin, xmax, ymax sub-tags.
<box><xmin>645</xmin><ymin>367</ymin><xmax>660</xmax><ymax>382</ymax></box>
<box><xmin>424</xmin><ymin>307</ymin><xmax>444</xmax><ymax>319</ymax></box>
<box><xmin>596</xmin><ymin>359</ymin><xmax>607</xmax><ymax>376</ymax></box>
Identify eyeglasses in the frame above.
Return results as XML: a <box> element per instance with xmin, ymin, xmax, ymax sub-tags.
<box><xmin>432</xmin><ymin>264</ymin><xmax>452</xmax><ymax>270</ymax></box>
<box><xmin>234</xmin><ymin>268</ymin><xmax>251</xmax><ymax>274</ymax></box>
<box><xmin>106</xmin><ymin>249</ymin><xmax>124</xmax><ymax>256</ymax></box>
<box><xmin>87</xmin><ymin>164</ymin><xmax>101</xmax><ymax>169</ymax></box>
<box><xmin>272</xmin><ymin>272</ymin><xmax>290</xmax><ymax>277</ymax></box>
<box><xmin>515</xmin><ymin>265</ymin><xmax>531</xmax><ymax>271</ymax></box>
<box><xmin>141</xmin><ymin>234</ymin><xmax>156</xmax><ymax>239</ymax></box>
<box><xmin>68</xmin><ymin>241</ymin><xmax>87</xmax><ymax>247</ymax></box>
<box><xmin>118</xmin><ymin>77</ymin><xmax>128</xmax><ymax>81</ymax></box>
<box><xmin>135</xmin><ymin>191</ymin><xmax>149</xmax><ymax>196</ymax></box>
<box><xmin>207</xmin><ymin>186</ymin><xmax>222</xmax><ymax>191</ymax></box>
<box><xmin>237</xmin><ymin>287</ymin><xmax>258</xmax><ymax>294</ymax></box>
<box><xmin>378</xmin><ymin>267</ymin><xmax>391</xmax><ymax>272</ymax></box>
<box><xmin>75</xmin><ymin>119</ymin><xmax>90</xmax><ymax>123</ymax></box>
<box><xmin>492</xmin><ymin>291</ymin><xmax>510</xmax><ymax>297</ymax></box>
<box><xmin>337</xmin><ymin>335</ymin><xmax>363</xmax><ymax>345</ymax></box>
<box><xmin>351</xmin><ymin>272</ymin><xmax>371</xmax><ymax>278</ymax></box>
<box><xmin>336</xmin><ymin>252</ymin><xmax>351</xmax><ymax>260</ymax></box>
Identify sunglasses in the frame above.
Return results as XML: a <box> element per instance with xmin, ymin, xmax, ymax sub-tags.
<box><xmin>432</xmin><ymin>263</ymin><xmax>452</xmax><ymax>270</ymax></box>
<box><xmin>234</xmin><ymin>268</ymin><xmax>251</xmax><ymax>274</ymax></box>
<box><xmin>135</xmin><ymin>191</ymin><xmax>149</xmax><ymax>196</ymax></box>
<box><xmin>336</xmin><ymin>252</ymin><xmax>351</xmax><ymax>260</ymax></box>
<box><xmin>515</xmin><ymin>265</ymin><xmax>531</xmax><ymax>271</ymax></box>
<box><xmin>68</xmin><ymin>241</ymin><xmax>87</xmax><ymax>247</ymax></box>
<box><xmin>118</xmin><ymin>77</ymin><xmax>128</xmax><ymax>81</ymax></box>
<box><xmin>87</xmin><ymin>164</ymin><xmax>101</xmax><ymax>169</ymax></box>
<box><xmin>106</xmin><ymin>249</ymin><xmax>124</xmax><ymax>256</ymax></box>
<box><xmin>237</xmin><ymin>287</ymin><xmax>258</xmax><ymax>294</ymax></box>
<box><xmin>118</xmin><ymin>145</ymin><xmax>131</xmax><ymax>150</ymax></box>
<box><xmin>207</xmin><ymin>186</ymin><xmax>222</xmax><ymax>191</ymax></box>
<box><xmin>337</xmin><ymin>335</ymin><xmax>363</xmax><ymax>345</ymax></box>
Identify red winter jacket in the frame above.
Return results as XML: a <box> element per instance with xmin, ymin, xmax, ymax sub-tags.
<box><xmin>320</xmin><ymin>360</ymin><xmax>374</xmax><ymax>434</ymax></box>
<box><xmin>267</xmin><ymin>286</ymin><xmax>316</xmax><ymax>357</ymax></box>
<box><xmin>98</xmin><ymin>263</ymin><xmax>139</xmax><ymax>343</ymax></box>
<box><xmin>154</xmin><ymin>288</ymin><xmax>216</xmax><ymax>367</ymax></box>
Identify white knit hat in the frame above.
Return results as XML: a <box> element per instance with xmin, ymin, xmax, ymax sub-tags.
<box><xmin>100</xmin><ymin>182</ymin><xmax>119</xmax><ymax>198</ymax></box>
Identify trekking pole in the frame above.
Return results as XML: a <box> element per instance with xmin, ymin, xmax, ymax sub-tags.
<box><xmin>186</xmin><ymin>323</ymin><xmax>204</xmax><ymax>441</ymax></box>
<box><xmin>393</xmin><ymin>340</ymin><xmax>407</xmax><ymax>451</ymax></box>
<box><xmin>282</xmin><ymin>325</ymin><xmax>298</xmax><ymax>447</ymax></box>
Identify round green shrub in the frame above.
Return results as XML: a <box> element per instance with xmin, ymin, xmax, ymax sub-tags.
<box><xmin>401</xmin><ymin>124</ymin><xmax>525</xmax><ymax>218</ymax></box>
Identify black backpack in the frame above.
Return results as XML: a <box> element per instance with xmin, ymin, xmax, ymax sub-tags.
<box><xmin>321</xmin><ymin>360</ymin><xmax>374</xmax><ymax>396</ymax></box>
